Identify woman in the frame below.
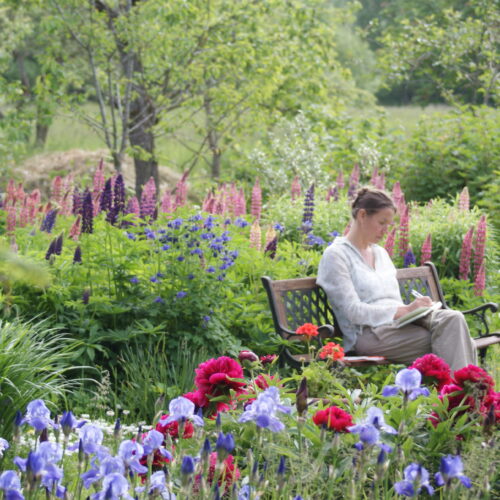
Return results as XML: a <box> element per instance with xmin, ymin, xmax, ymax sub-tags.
<box><xmin>317</xmin><ymin>187</ymin><xmax>477</xmax><ymax>371</ymax></box>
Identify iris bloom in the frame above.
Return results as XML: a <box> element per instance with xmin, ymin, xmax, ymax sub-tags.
<box><xmin>91</xmin><ymin>472</ymin><xmax>133</xmax><ymax>500</ymax></box>
<box><xmin>0</xmin><ymin>470</ymin><xmax>24</xmax><ymax>500</ymax></box>
<box><xmin>382</xmin><ymin>369</ymin><xmax>430</xmax><ymax>401</ymax></box>
<box><xmin>348</xmin><ymin>407</ymin><xmax>396</xmax><ymax>451</ymax></box>
<box><xmin>238</xmin><ymin>387</ymin><xmax>291</xmax><ymax>432</ymax></box>
<box><xmin>162</xmin><ymin>397</ymin><xmax>204</xmax><ymax>427</ymax></box>
<box><xmin>142</xmin><ymin>430</ymin><xmax>172</xmax><ymax>460</ymax></box>
<box><xmin>435</xmin><ymin>455</ymin><xmax>471</xmax><ymax>488</ymax></box>
<box><xmin>21</xmin><ymin>400</ymin><xmax>55</xmax><ymax>432</ymax></box>
<box><xmin>81</xmin><ymin>456</ymin><xmax>125</xmax><ymax>489</ymax></box>
<box><xmin>394</xmin><ymin>463</ymin><xmax>434</xmax><ymax>496</ymax></box>
<box><xmin>0</xmin><ymin>438</ymin><xmax>9</xmax><ymax>458</ymax></box>
<box><xmin>72</xmin><ymin>424</ymin><xmax>105</xmax><ymax>456</ymax></box>
<box><xmin>135</xmin><ymin>471</ymin><xmax>176</xmax><ymax>498</ymax></box>
<box><xmin>117</xmin><ymin>441</ymin><xmax>148</xmax><ymax>474</ymax></box>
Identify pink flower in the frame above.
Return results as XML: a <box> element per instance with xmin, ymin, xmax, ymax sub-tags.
<box><xmin>473</xmin><ymin>215</ymin><xmax>487</xmax><ymax>281</ymax></box>
<box><xmin>93</xmin><ymin>159</ymin><xmax>105</xmax><ymax>195</ymax></box>
<box><xmin>69</xmin><ymin>215</ymin><xmax>81</xmax><ymax>241</ymax></box>
<box><xmin>51</xmin><ymin>176</ymin><xmax>63</xmax><ymax>205</ymax></box>
<box><xmin>251</xmin><ymin>178</ymin><xmax>262</xmax><ymax>220</ymax></box>
<box><xmin>6</xmin><ymin>206</ymin><xmax>16</xmax><ymax>234</ymax></box>
<box><xmin>260</xmin><ymin>354</ymin><xmax>277</xmax><ymax>366</ymax></box>
<box><xmin>474</xmin><ymin>261</ymin><xmax>485</xmax><ymax>296</ymax></box>
<box><xmin>127</xmin><ymin>196</ymin><xmax>140</xmax><ymax>215</ymax></box>
<box><xmin>384</xmin><ymin>228</ymin><xmax>396</xmax><ymax>258</ymax></box>
<box><xmin>160</xmin><ymin>191</ymin><xmax>174</xmax><ymax>213</ymax></box>
<box><xmin>350</xmin><ymin>163</ymin><xmax>360</xmax><ymax>186</ymax></box>
<box><xmin>249</xmin><ymin>220</ymin><xmax>261</xmax><ymax>251</ymax></box>
<box><xmin>254</xmin><ymin>374</ymin><xmax>281</xmax><ymax>390</ymax></box>
<box><xmin>175</xmin><ymin>171</ymin><xmax>189</xmax><ymax>208</ymax></box>
<box><xmin>291</xmin><ymin>175</ymin><xmax>301</xmax><ymax>201</ymax></box>
<box><xmin>453</xmin><ymin>365</ymin><xmax>494</xmax><ymax>397</ymax></box>
<box><xmin>409</xmin><ymin>354</ymin><xmax>452</xmax><ymax>391</ymax></box>
<box><xmin>420</xmin><ymin>233</ymin><xmax>432</xmax><ymax>265</ymax></box>
<box><xmin>313</xmin><ymin>406</ymin><xmax>353</xmax><ymax>432</ymax></box>
<box><xmin>140</xmin><ymin>177</ymin><xmax>157</xmax><ymax>218</ymax></box>
<box><xmin>238</xmin><ymin>350</ymin><xmax>259</xmax><ymax>363</ymax></box>
<box><xmin>398</xmin><ymin>205</ymin><xmax>410</xmax><ymax>257</ymax></box>
<box><xmin>194</xmin><ymin>356</ymin><xmax>246</xmax><ymax>400</ymax></box>
<box><xmin>234</xmin><ymin>188</ymin><xmax>246</xmax><ymax>216</ymax></box>
<box><xmin>458</xmin><ymin>186</ymin><xmax>469</xmax><ymax>211</ymax></box>
<box><xmin>459</xmin><ymin>226</ymin><xmax>474</xmax><ymax>280</ymax></box>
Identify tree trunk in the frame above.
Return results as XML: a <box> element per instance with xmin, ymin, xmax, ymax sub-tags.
<box><xmin>35</xmin><ymin>121</ymin><xmax>49</xmax><ymax>148</ymax></box>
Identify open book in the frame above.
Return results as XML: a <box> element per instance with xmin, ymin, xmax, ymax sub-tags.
<box><xmin>393</xmin><ymin>301</ymin><xmax>442</xmax><ymax>328</ymax></box>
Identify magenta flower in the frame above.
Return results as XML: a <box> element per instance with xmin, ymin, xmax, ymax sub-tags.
<box><xmin>420</xmin><ymin>233</ymin><xmax>432</xmax><ymax>265</ymax></box>
<box><xmin>384</xmin><ymin>228</ymin><xmax>396</xmax><ymax>258</ymax></box>
<box><xmin>251</xmin><ymin>178</ymin><xmax>262</xmax><ymax>220</ymax></box>
<box><xmin>458</xmin><ymin>186</ymin><xmax>469</xmax><ymax>211</ymax></box>
<box><xmin>398</xmin><ymin>205</ymin><xmax>410</xmax><ymax>257</ymax></box>
<box><xmin>473</xmin><ymin>215</ymin><xmax>487</xmax><ymax>281</ymax></box>
<box><xmin>459</xmin><ymin>226</ymin><xmax>474</xmax><ymax>281</ymax></box>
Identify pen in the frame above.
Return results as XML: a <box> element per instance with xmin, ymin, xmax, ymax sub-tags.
<box><xmin>411</xmin><ymin>289</ymin><xmax>424</xmax><ymax>299</ymax></box>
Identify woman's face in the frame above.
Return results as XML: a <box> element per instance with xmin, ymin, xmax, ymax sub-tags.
<box><xmin>359</xmin><ymin>207</ymin><xmax>395</xmax><ymax>243</ymax></box>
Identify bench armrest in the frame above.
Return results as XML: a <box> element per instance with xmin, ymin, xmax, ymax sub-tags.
<box><xmin>460</xmin><ymin>302</ymin><xmax>498</xmax><ymax>337</ymax></box>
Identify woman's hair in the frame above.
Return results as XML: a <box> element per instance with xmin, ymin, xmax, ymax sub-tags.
<box><xmin>351</xmin><ymin>187</ymin><xmax>396</xmax><ymax>218</ymax></box>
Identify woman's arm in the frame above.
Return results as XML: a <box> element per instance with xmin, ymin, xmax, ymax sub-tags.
<box><xmin>393</xmin><ymin>296</ymin><xmax>433</xmax><ymax>320</ymax></box>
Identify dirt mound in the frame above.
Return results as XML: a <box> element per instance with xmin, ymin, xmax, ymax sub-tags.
<box><xmin>18</xmin><ymin>149</ymin><xmax>182</xmax><ymax>195</ymax></box>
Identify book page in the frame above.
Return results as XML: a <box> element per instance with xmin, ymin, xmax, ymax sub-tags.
<box><xmin>394</xmin><ymin>302</ymin><xmax>442</xmax><ymax>329</ymax></box>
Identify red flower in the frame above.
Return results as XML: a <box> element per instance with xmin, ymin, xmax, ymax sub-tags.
<box><xmin>318</xmin><ymin>342</ymin><xmax>344</xmax><ymax>361</ymax></box>
<box><xmin>295</xmin><ymin>323</ymin><xmax>319</xmax><ymax>337</ymax></box>
<box><xmin>312</xmin><ymin>406</ymin><xmax>353</xmax><ymax>432</ymax></box>
<box><xmin>439</xmin><ymin>383</ymin><xmax>475</xmax><ymax>413</ymax></box>
<box><xmin>194</xmin><ymin>356</ymin><xmax>246</xmax><ymax>399</ymax></box>
<box><xmin>156</xmin><ymin>414</ymin><xmax>194</xmax><ymax>439</ymax></box>
<box><xmin>453</xmin><ymin>365</ymin><xmax>495</xmax><ymax>398</ymax></box>
<box><xmin>480</xmin><ymin>391</ymin><xmax>500</xmax><ymax>423</ymax></box>
<box><xmin>194</xmin><ymin>452</ymin><xmax>240</xmax><ymax>494</ymax></box>
<box><xmin>183</xmin><ymin>390</ymin><xmax>207</xmax><ymax>408</ymax></box>
<box><xmin>260</xmin><ymin>354</ymin><xmax>277</xmax><ymax>365</ymax></box>
<box><xmin>238</xmin><ymin>350</ymin><xmax>259</xmax><ymax>363</ymax></box>
<box><xmin>409</xmin><ymin>354</ymin><xmax>452</xmax><ymax>390</ymax></box>
<box><xmin>255</xmin><ymin>374</ymin><xmax>281</xmax><ymax>390</ymax></box>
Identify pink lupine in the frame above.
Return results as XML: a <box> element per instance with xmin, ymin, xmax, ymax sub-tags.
<box><xmin>473</xmin><ymin>215</ymin><xmax>487</xmax><ymax>280</ymax></box>
<box><xmin>392</xmin><ymin>181</ymin><xmax>403</xmax><ymax>208</ymax></box>
<box><xmin>202</xmin><ymin>192</ymin><xmax>213</xmax><ymax>213</ymax></box>
<box><xmin>377</xmin><ymin>172</ymin><xmax>386</xmax><ymax>190</ymax></box>
<box><xmin>474</xmin><ymin>261</ymin><xmax>485</xmax><ymax>296</ymax></box>
<box><xmin>249</xmin><ymin>219</ymin><xmax>262</xmax><ymax>251</ymax></box>
<box><xmin>93</xmin><ymin>159</ymin><xmax>105</xmax><ymax>195</ymax></box>
<box><xmin>398</xmin><ymin>205</ymin><xmax>410</xmax><ymax>257</ymax></box>
<box><xmin>140</xmin><ymin>177</ymin><xmax>157</xmax><ymax>218</ymax></box>
<box><xmin>51</xmin><ymin>176</ymin><xmax>63</xmax><ymax>205</ymax></box>
<box><xmin>69</xmin><ymin>215</ymin><xmax>81</xmax><ymax>241</ymax></box>
<box><xmin>214</xmin><ymin>193</ymin><xmax>226</xmax><ymax>215</ymax></box>
<box><xmin>175</xmin><ymin>171</ymin><xmax>189</xmax><ymax>207</ymax></box>
<box><xmin>6</xmin><ymin>205</ymin><xmax>16</xmax><ymax>233</ymax></box>
<box><xmin>19</xmin><ymin>201</ymin><xmax>29</xmax><ymax>228</ymax></box>
<box><xmin>30</xmin><ymin>188</ymin><xmax>41</xmax><ymax>206</ymax></box>
<box><xmin>6</xmin><ymin>179</ymin><xmax>16</xmax><ymax>205</ymax></box>
<box><xmin>161</xmin><ymin>190</ymin><xmax>174</xmax><ymax>213</ymax></box>
<box><xmin>127</xmin><ymin>196</ymin><xmax>140</xmax><ymax>215</ymax></box>
<box><xmin>235</xmin><ymin>188</ymin><xmax>246</xmax><ymax>216</ymax></box>
<box><xmin>205</xmin><ymin>196</ymin><xmax>216</xmax><ymax>214</ymax></box>
<box><xmin>384</xmin><ymin>228</ymin><xmax>396</xmax><ymax>258</ymax></box>
<box><xmin>459</xmin><ymin>226</ymin><xmax>474</xmax><ymax>281</ymax></box>
<box><xmin>227</xmin><ymin>183</ymin><xmax>239</xmax><ymax>216</ymax></box>
<box><xmin>458</xmin><ymin>186</ymin><xmax>469</xmax><ymax>211</ymax></box>
<box><xmin>15</xmin><ymin>183</ymin><xmax>26</xmax><ymax>206</ymax></box>
<box><xmin>251</xmin><ymin>178</ymin><xmax>262</xmax><ymax>220</ymax></box>
<box><xmin>370</xmin><ymin>167</ymin><xmax>379</xmax><ymax>186</ymax></box>
<box><xmin>325</xmin><ymin>186</ymin><xmax>339</xmax><ymax>202</ymax></box>
<box><xmin>291</xmin><ymin>176</ymin><xmax>301</xmax><ymax>201</ymax></box>
<box><xmin>336</xmin><ymin>171</ymin><xmax>345</xmax><ymax>190</ymax></box>
<box><xmin>420</xmin><ymin>233</ymin><xmax>432</xmax><ymax>265</ymax></box>
<box><xmin>350</xmin><ymin>164</ymin><xmax>360</xmax><ymax>186</ymax></box>
<box><xmin>92</xmin><ymin>193</ymin><xmax>102</xmax><ymax>216</ymax></box>
<box><xmin>60</xmin><ymin>191</ymin><xmax>73</xmax><ymax>216</ymax></box>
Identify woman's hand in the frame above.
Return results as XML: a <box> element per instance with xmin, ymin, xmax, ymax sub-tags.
<box><xmin>394</xmin><ymin>296</ymin><xmax>433</xmax><ymax>320</ymax></box>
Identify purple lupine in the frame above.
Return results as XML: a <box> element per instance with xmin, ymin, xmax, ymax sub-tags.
<box><xmin>473</xmin><ymin>215</ymin><xmax>487</xmax><ymax>281</ymax></box>
<box><xmin>474</xmin><ymin>261</ymin><xmax>485</xmax><ymax>296</ymax></box>
<box><xmin>264</xmin><ymin>236</ymin><xmax>277</xmax><ymax>259</ymax></box>
<box><xmin>301</xmin><ymin>183</ymin><xmax>315</xmax><ymax>233</ymax></box>
<box><xmin>45</xmin><ymin>239</ymin><xmax>57</xmax><ymax>260</ymax></box>
<box><xmin>54</xmin><ymin>234</ymin><xmax>63</xmax><ymax>256</ymax></box>
<box><xmin>113</xmin><ymin>174</ymin><xmax>125</xmax><ymax>215</ymax></box>
<box><xmin>325</xmin><ymin>185</ymin><xmax>338</xmax><ymax>202</ymax></box>
<box><xmin>384</xmin><ymin>228</ymin><xmax>396</xmax><ymax>258</ymax></box>
<box><xmin>81</xmin><ymin>190</ymin><xmax>94</xmax><ymax>234</ymax></box>
<box><xmin>72</xmin><ymin>187</ymin><xmax>83</xmax><ymax>215</ymax></box>
<box><xmin>291</xmin><ymin>175</ymin><xmax>301</xmax><ymax>201</ymax></box>
<box><xmin>347</xmin><ymin>182</ymin><xmax>357</xmax><ymax>200</ymax></box>
<box><xmin>73</xmin><ymin>246</ymin><xmax>82</xmax><ymax>264</ymax></box>
<box><xmin>398</xmin><ymin>205</ymin><xmax>410</xmax><ymax>257</ymax></box>
<box><xmin>140</xmin><ymin>177</ymin><xmax>157</xmax><ymax>219</ymax></box>
<box><xmin>420</xmin><ymin>233</ymin><xmax>432</xmax><ymax>265</ymax></box>
<box><xmin>403</xmin><ymin>246</ymin><xmax>416</xmax><ymax>268</ymax></box>
<box><xmin>100</xmin><ymin>178</ymin><xmax>113</xmax><ymax>212</ymax></box>
<box><xmin>459</xmin><ymin>226</ymin><xmax>474</xmax><ymax>281</ymax></box>
<box><xmin>458</xmin><ymin>186</ymin><xmax>469</xmax><ymax>211</ymax></box>
<box><xmin>40</xmin><ymin>209</ymin><xmax>58</xmax><ymax>233</ymax></box>
<box><xmin>251</xmin><ymin>178</ymin><xmax>262</xmax><ymax>220</ymax></box>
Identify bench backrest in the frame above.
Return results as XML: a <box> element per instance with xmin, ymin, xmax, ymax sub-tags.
<box><xmin>261</xmin><ymin>262</ymin><xmax>447</xmax><ymax>338</ymax></box>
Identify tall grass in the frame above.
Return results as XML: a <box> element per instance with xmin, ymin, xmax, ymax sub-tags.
<box><xmin>0</xmin><ymin>318</ymin><xmax>84</xmax><ymax>437</ymax></box>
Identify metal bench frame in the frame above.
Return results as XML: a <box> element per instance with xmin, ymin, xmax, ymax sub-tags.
<box><xmin>262</xmin><ymin>262</ymin><xmax>499</xmax><ymax>368</ymax></box>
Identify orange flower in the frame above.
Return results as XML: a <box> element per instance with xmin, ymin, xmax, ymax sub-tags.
<box><xmin>319</xmin><ymin>342</ymin><xmax>344</xmax><ymax>361</ymax></box>
<box><xmin>295</xmin><ymin>323</ymin><xmax>319</xmax><ymax>337</ymax></box>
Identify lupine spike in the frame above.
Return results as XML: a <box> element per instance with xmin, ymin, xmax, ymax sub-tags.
<box><xmin>45</xmin><ymin>239</ymin><xmax>57</xmax><ymax>260</ymax></box>
<box><xmin>291</xmin><ymin>175</ymin><xmax>301</xmax><ymax>201</ymax></box>
<box><xmin>265</xmin><ymin>226</ymin><xmax>277</xmax><ymax>248</ymax></box>
<box><xmin>249</xmin><ymin>219</ymin><xmax>262</xmax><ymax>251</ymax></box>
<box><xmin>113</xmin><ymin>174</ymin><xmax>126</xmax><ymax>215</ymax></box>
<box><xmin>420</xmin><ymin>233</ymin><xmax>432</xmax><ymax>265</ymax></box>
<box><xmin>384</xmin><ymin>228</ymin><xmax>396</xmax><ymax>258</ymax></box>
<box><xmin>378</xmin><ymin>172</ymin><xmax>386</xmax><ymax>190</ymax></box>
<box><xmin>175</xmin><ymin>172</ymin><xmax>189</xmax><ymax>207</ymax></box>
<box><xmin>473</xmin><ymin>215</ymin><xmax>487</xmax><ymax>281</ymax></box>
<box><xmin>54</xmin><ymin>234</ymin><xmax>64</xmax><ymax>255</ymax></box>
<box><xmin>251</xmin><ymin>178</ymin><xmax>262</xmax><ymax>220</ymax></box>
<box><xmin>459</xmin><ymin>226</ymin><xmax>474</xmax><ymax>281</ymax></box>
<box><xmin>19</xmin><ymin>200</ymin><xmax>29</xmax><ymax>227</ymax></box>
<box><xmin>81</xmin><ymin>190</ymin><xmax>94</xmax><ymax>234</ymax></box>
<box><xmin>140</xmin><ymin>177</ymin><xmax>157</xmax><ymax>218</ymax></box>
<box><xmin>6</xmin><ymin>179</ymin><xmax>16</xmax><ymax>205</ymax></box>
<box><xmin>403</xmin><ymin>246</ymin><xmax>416</xmax><ymax>268</ymax></box>
<box><xmin>126</xmin><ymin>196</ymin><xmax>140</xmax><ymax>215</ymax></box>
<box><xmin>235</xmin><ymin>188</ymin><xmax>246</xmax><ymax>216</ymax></box>
<box><xmin>100</xmin><ymin>178</ymin><xmax>113</xmax><ymax>212</ymax></box>
<box><xmin>474</xmin><ymin>260</ymin><xmax>485</xmax><ymax>296</ymax></box>
<box><xmin>72</xmin><ymin>187</ymin><xmax>83</xmax><ymax>215</ymax></box>
<box><xmin>51</xmin><ymin>176</ymin><xmax>63</xmax><ymax>205</ymax></box>
<box><xmin>458</xmin><ymin>186</ymin><xmax>470</xmax><ymax>211</ymax></box>
<box><xmin>161</xmin><ymin>190</ymin><xmax>174</xmax><ymax>213</ymax></box>
<box><xmin>69</xmin><ymin>215</ymin><xmax>81</xmax><ymax>241</ymax></box>
<box><xmin>301</xmin><ymin>183</ymin><xmax>315</xmax><ymax>233</ymax></box>
<box><xmin>370</xmin><ymin>167</ymin><xmax>379</xmax><ymax>186</ymax></box>
<box><xmin>6</xmin><ymin>206</ymin><xmax>17</xmax><ymax>233</ymax></box>
<box><xmin>73</xmin><ymin>245</ymin><xmax>82</xmax><ymax>264</ymax></box>
<box><xmin>398</xmin><ymin>205</ymin><xmax>410</xmax><ymax>257</ymax></box>
<box><xmin>350</xmin><ymin>164</ymin><xmax>360</xmax><ymax>186</ymax></box>
<box><xmin>93</xmin><ymin>158</ymin><xmax>105</xmax><ymax>195</ymax></box>
<box><xmin>40</xmin><ymin>209</ymin><xmax>58</xmax><ymax>233</ymax></box>
<box><xmin>264</xmin><ymin>236</ymin><xmax>277</xmax><ymax>259</ymax></box>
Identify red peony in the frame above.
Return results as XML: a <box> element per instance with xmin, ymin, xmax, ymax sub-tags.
<box><xmin>254</xmin><ymin>374</ymin><xmax>282</xmax><ymax>390</ymax></box>
<box><xmin>453</xmin><ymin>365</ymin><xmax>495</xmax><ymax>398</ymax></box>
<box><xmin>207</xmin><ymin>452</ymin><xmax>240</xmax><ymax>491</ymax></box>
<box><xmin>318</xmin><ymin>342</ymin><xmax>344</xmax><ymax>361</ymax></box>
<box><xmin>194</xmin><ymin>356</ymin><xmax>246</xmax><ymax>399</ymax></box>
<box><xmin>295</xmin><ymin>323</ymin><xmax>319</xmax><ymax>337</ymax></box>
<box><xmin>156</xmin><ymin>414</ymin><xmax>194</xmax><ymax>439</ymax></box>
<box><xmin>312</xmin><ymin>406</ymin><xmax>353</xmax><ymax>432</ymax></box>
<box><xmin>480</xmin><ymin>390</ymin><xmax>500</xmax><ymax>423</ymax></box>
<box><xmin>409</xmin><ymin>354</ymin><xmax>452</xmax><ymax>390</ymax></box>
<box><xmin>183</xmin><ymin>390</ymin><xmax>208</xmax><ymax>408</ymax></box>
<box><xmin>439</xmin><ymin>383</ymin><xmax>475</xmax><ymax>413</ymax></box>
<box><xmin>260</xmin><ymin>354</ymin><xmax>277</xmax><ymax>365</ymax></box>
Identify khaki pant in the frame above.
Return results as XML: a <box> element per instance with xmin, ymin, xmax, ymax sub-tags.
<box><xmin>354</xmin><ymin>309</ymin><xmax>477</xmax><ymax>371</ymax></box>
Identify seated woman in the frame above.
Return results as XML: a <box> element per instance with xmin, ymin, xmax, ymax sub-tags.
<box><xmin>317</xmin><ymin>187</ymin><xmax>477</xmax><ymax>371</ymax></box>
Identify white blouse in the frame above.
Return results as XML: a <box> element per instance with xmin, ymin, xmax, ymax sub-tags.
<box><xmin>317</xmin><ymin>236</ymin><xmax>403</xmax><ymax>352</ymax></box>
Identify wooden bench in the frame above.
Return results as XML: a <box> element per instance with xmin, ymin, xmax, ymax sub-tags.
<box><xmin>261</xmin><ymin>262</ymin><xmax>499</xmax><ymax>369</ymax></box>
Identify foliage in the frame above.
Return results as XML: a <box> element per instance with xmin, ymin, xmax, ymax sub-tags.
<box><xmin>393</xmin><ymin>108</ymin><xmax>499</xmax><ymax>207</ymax></box>
<box><xmin>0</xmin><ymin>318</ymin><xmax>82</xmax><ymax>437</ymax></box>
